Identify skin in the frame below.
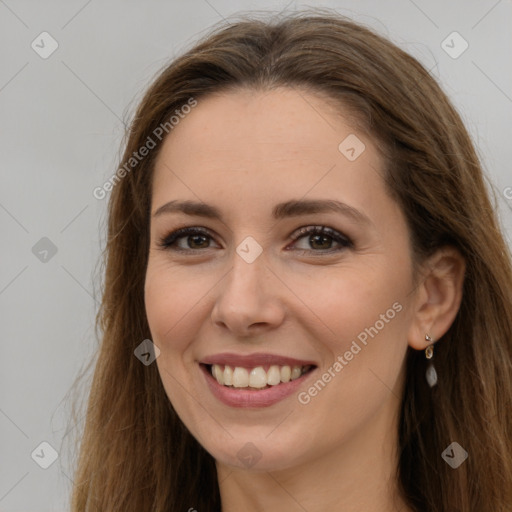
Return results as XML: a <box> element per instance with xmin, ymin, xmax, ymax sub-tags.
<box><xmin>144</xmin><ymin>87</ymin><xmax>465</xmax><ymax>512</ymax></box>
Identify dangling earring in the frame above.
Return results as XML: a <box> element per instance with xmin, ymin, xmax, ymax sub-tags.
<box><xmin>425</xmin><ymin>334</ymin><xmax>438</xmax><ymax>387</ymax></box>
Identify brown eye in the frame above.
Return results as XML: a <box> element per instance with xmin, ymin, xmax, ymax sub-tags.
<box><xmin>290</xmin><ymin>226</ymin><xmax>353</xmax><ymax>253</ymax></box>
<box><xmin>158</xmin><ymin>227</ymin><xmax>218</xmax><ymax>252</ymax></box>
<box><xmin>184</xmin><ymin>234</ymin><xmax>210</xmax><ymax>249</ymax></box>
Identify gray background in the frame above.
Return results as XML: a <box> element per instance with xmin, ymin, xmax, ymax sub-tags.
<box><xmin>1</xmin><ymin>0</ymin><xmax>511</xmax><ymax>510</ymax></box>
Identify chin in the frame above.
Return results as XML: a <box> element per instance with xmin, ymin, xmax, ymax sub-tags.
<box><xmin>199</xmin><ymin>429</ymin><xmax>310</xmax><ymax>472</ymax></box>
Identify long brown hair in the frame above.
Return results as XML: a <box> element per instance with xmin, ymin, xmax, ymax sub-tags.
<box><xmin>68</xmin><ymin>9</ymin><xmax>512</xmax><ymax>511</ymax></box>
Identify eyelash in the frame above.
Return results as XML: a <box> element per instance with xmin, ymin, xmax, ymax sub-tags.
<box><xmin>157</xmin><ymin>225</ymin><xmax>353</xmax><ymax>255</ymax></box>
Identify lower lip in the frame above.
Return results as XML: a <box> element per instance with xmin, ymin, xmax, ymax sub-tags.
<box><xmin>200</xmin><ymin>364</ymin><xmax>316</xmax><ymax>408</ymax></box>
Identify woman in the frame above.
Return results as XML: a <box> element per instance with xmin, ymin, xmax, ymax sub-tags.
<box><xmin>69</xmin><ymin>10</ymin><xmax>512</xmax><ymax>511</ymax></box>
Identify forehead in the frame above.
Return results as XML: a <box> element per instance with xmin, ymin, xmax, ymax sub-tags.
<box><xmin>155</xmin><ymin>87</ymin><xmax>373</xmax><ymax>162</ymax></box>
<box><xmin>151</xmin><ymin>87</ymin><xmax>386</xmax><ymax>220</ymax></box>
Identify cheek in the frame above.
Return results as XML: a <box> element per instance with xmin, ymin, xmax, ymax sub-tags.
<box><xmin>144</xmin><ymin>264</ymin><xmax>202</xmax><ymax>409</ymax></box>
<box><xmin>144</xmin><ymin>269</ymin><xmax>175</xmax><ymax>344</ymax></box>
<box><xmin>299</xmin><ymin>262</ymin><xmax>411</xmax><ymax>405</ymax></box>
<box><xmin>289</xmin><ymin>260</ymin><xmax>409</xmax><ymax>349</ymax></box>
<box><xmin>144</xmin><ymin>260</ymin><xmax>207</xmax><ymax>347</ymax></box>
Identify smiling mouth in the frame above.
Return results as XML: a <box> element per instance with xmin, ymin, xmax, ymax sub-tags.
<box><xmin>201</xmin><ymin>363</ymin><xmax>316</xmax><ymax>390</ymax></box>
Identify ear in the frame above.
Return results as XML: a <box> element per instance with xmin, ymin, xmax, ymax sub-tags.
<box><xmin>407</xmin><ymin>246</ymin><xmax>466</xmax><ymax>350</ymax></box>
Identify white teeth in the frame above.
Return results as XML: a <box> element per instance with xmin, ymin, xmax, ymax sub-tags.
<box><xmin>280</xmin><ymin>365</ymin><xmax>291</xmax><ymax>383</ymax></box>
<box><xmin>232</xmin><ymin>367</ymin><xmax>249</xmax><ymax>388</ymax></box>
<box><xmin>223</xmin><ymin>365</ymin><xmax>233</xmax><ymax>386</ymax></box>
<box><xmin>267</xmin><ymin>365</ymin><xmax>281</xmax><ymax>386</ymax></box>
<box><xmin>212</xmin><ymin>364</ymin><xmax>224</xmax><ymax>385</ymax></box>
<box><xmin>291</xmin><ymin>366</ymin><xmax>302</xmax><ymax>380</ymax></box>
<box><xmin>210</xmin><ymin>363</ymin><xmax>312</xmax><ymax>389</ymax></box>
<box><xmin>249</xmin><ymin>367</ymin><xmax>267</xmax><ymax>388</ymax></box>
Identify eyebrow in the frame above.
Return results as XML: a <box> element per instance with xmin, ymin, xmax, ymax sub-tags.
<box><xmin>153</xmin><ymin>199</ymin><xmax>372</xmax><ymax>226</ymax></box>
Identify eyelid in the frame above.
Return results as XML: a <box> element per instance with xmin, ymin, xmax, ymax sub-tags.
<box><xmin>157</xmin><ymin>224</ymin><xmax>353</xmax><ymax>253</ymax></box>
<box><xmin>158</xmin><ymin>226</ymin><xmax>219</xmax><ymax>251</ymax></box>
<box><xmin>289</xmin><ymin>225</ymin><xmax>352</xmax><ymax>244</ymax></box>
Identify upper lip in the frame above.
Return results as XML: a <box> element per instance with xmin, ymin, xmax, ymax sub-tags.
<box><xmin>200</xmin><ymin>352</ymin><xmax>317</xmax><ymax>368</ymax></box>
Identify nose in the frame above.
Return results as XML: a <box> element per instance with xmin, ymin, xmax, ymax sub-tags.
<box><xmin>210</xmin><ymin>251</ymin><xmax>286</xmax><ymax>338</ymax></box>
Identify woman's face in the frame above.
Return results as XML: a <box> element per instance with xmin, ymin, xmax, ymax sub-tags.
<box><xmin>145</xmin><ymin>87</ymin><xmax>419</xmax><ymax>472</ymax></box>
